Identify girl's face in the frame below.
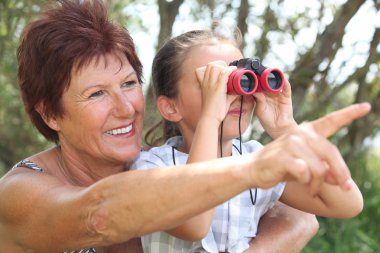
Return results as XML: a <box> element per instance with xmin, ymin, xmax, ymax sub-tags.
<box><xmin>51</xmin><ymin>53</ymin><xmax>144</xmax><ymax>167</ymax></box>
<box><xmin>175</xmin><ymin>41</ymin><xmax>255</xmax><ymax>141</ymax></box>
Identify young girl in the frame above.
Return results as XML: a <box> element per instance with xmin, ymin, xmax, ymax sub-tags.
<box><xmin>131</xmin><ymin>29</ymin><xmax>363</xmax><ymax>253</ymax></box>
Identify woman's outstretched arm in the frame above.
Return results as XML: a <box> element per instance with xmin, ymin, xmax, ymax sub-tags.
<box><xmin>0</xmin><ymin>103</ymin><xmax>369</xmax><ymax>253</ymax></box>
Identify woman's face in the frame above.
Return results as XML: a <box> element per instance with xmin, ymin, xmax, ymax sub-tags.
<box><xmin>176</xmin><ymin>41</ymin><xmax>255</xmax><ymax>141</ymax></box>
<box><xmin>53</xmin><ymin>53</ymin><xmax>144</xmax><ymax>165</ymax></box>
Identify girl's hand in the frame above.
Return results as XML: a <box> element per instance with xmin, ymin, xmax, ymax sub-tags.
<box><xmin>196</xmin><ymin>61</ymin><xmax>237</xmax><ymax>124</ymax></box>
<box><xmin>253</xmin><ymin>78</ymin><xmax>297</xmax><ymax>139</ymax></box>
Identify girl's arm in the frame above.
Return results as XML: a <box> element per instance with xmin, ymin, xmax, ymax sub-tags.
<box><xmin>278</xmin><ymin>104</ymin><xmax>368</xmax><ymax>218</ymax></box>
<box><xmin>164</xmin><ymin>114</ymin><xmax>220</xmax><ymax>240</ymax></box>
<box><xmin>166</xmin><ymin>61</ymin><xmax>237</xmax><ymax>240</ymax></box>
<box><xmin>255</xmin><ymin>75</ymin><xmax>364</xmax><ymax>217</ymax></box>
<box><xmin>280</xmin><ymin>179</ymin><xmax>363</xmax><ymax>219</ymax></box>
<box><xmin>256</xmin><ymin>85</ymin><xmax>365</xmax><ymax>218</ymax></box>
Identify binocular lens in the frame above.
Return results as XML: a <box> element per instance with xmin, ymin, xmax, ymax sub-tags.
<box><xmin>240</xmin><ymin>74</ymin><xmax>256</xmax><ymax>92</ymax></box>
<box><xmin>267</xmin><ymin>71</ymin><xmax>283</xmax><ymax>90</ymax></box>
<box><xmin>227</xmin><ymin>69</ymin><xmax>258</xmax><ymax>95</ymax></box>
<box><xmin>228</xmin><ymin>59</ymin><xmax>284</xmax><ymax>94</ymax></box>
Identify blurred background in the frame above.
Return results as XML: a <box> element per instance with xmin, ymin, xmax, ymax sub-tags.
<box><xmin>0</xmin><ymin>0</ymin><xmax>379</xmax><ymax>251</ymax></box>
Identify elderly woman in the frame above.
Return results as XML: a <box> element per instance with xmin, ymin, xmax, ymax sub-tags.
<box><xmin>0</xmin><ymin>0</ymin><xmax>370</xmax><ymax>253</ymax></box>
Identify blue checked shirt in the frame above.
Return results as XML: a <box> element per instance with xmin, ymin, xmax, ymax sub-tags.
<box><xmin>131</xmin><ymin>136</ymin><xmax>286</xmax><ymax>253</ymax></box>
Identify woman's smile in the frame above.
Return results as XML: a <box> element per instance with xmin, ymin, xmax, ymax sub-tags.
<box><xmin>106</xmin><ymin>124</ymin><xmax>134</xmax><ymax>136</ymax></box>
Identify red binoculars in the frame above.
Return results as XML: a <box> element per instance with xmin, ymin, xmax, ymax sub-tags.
<box><xmin>227</xmin><ymin>58</ymin><xmax>284</xmax><ymax>95</ymax></box>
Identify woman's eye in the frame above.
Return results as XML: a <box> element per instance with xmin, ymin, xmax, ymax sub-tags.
<box><xmin>89</xmin><ymin>90</ymin><xmax>104</xmax><ymax>99</ymax></box>
<box><xmin>121</xmin><ymin>81</ymin><xmax>138</xmax><ymax>89</ymax></box>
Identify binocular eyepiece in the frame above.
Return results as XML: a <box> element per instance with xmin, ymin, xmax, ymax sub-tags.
<box><xmin>227</xmin><ymin>58</ymin><xmax>284</xmax><ymax>95</ymax></box>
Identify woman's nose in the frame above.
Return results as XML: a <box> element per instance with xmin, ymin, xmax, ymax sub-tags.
<box><xmin>112</xmin><ymin>92</ymin><xmax>135</xmax><ymax>117</ymax></box>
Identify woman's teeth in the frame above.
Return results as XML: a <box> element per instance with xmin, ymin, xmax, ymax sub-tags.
<box><xmin>107</xmin><ymin>125</ymin><xmax>132</xmax><ymax>135</ymax></box>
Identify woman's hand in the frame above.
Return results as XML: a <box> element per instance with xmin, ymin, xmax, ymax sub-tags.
<box><xmin>253</xmin><ymin>78</ymin><xmax>297</xmax><ymax>139</ymax></box>
<box><xmin>246</xmin><ymin>102</ymin><xmax>371</xmax><ymax>194</ymax></box>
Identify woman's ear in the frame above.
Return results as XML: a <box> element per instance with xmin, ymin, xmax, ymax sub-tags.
<box><xmin>156</xmin><ymin>96</ymin><xmax>182</xmax><ymax>123</ymax></box>
<box><xmin>35</xmin><ymin>102</ymin><xmax>61</xmax><ymax>131</ymax></box>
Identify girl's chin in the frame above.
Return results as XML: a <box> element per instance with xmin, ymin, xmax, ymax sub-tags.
<box><xmin>220</xmin><ymin>125</ymin><xmax>250</xmax><ymax>135</ymax></box>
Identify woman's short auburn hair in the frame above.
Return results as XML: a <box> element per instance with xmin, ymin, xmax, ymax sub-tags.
<box><xmin>17</xmin><ymin>0</ymin><xmax>143</xmax><ymax>143</ymax></box>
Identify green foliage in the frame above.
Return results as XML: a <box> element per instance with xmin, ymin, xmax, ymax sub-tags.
<box><xmin>304</xmin><ymin>217</ymin><xmax>379</xmax><ymax>253</ymax></box>
<box><xmin>0</xmin><ymin>0</ymin><xmax>50</xmax><ymax>175</ymax></box>
<box><xmin>304</xmin><ymin>149</ymin><xmax>380</xmax><ymax>252</ymax></box>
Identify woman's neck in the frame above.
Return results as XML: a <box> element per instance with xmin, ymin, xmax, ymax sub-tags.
<box><xmin>54</xmin><ymin>145</ymin><xmax>125</xmax><ymax>186</ymax></box>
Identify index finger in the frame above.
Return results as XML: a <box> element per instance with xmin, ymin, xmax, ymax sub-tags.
<box><xmin>311</xmin><ymin>102</ymin><xmax>371</xmax><ymax>138</ymax></box>
<box><xmin>195</xmin><ymin>61</ymin><xmax>229</xmax><ymax>81</ymax></box>
<box><xmin>195</xmin><ymin>66</ymin><xmax>207</xmax><ymax>83</ymax></box>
